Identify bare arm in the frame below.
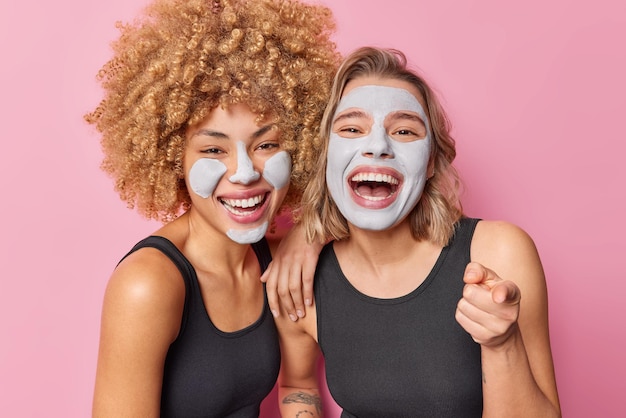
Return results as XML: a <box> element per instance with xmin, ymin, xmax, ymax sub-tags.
<box><xmin>263</xmin><ymin>220</ymin><xmax>324</xmax><ymax>321</ymax></box>
<box><xmin>92</xmin><ymin>249</ymin><xmax>185</xmax><ymax>417</ymax></box>
<box><xmin>275</xmin><ymin>305</ymin><xmax>324</xmax><ymax>417</ymax></box>
<box><xmin>456</xmin><ymin>221</ymin><xmax>561</xmax><ymax>417</ymax></box>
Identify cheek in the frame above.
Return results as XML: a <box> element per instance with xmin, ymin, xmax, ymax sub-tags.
<box><xmin>188</xmin><ymin>158</ymin><xmax>227</xmax><ymax>198</ymax></box>
<box><xmin>262</xmin><ymin>151</ymin><xmax>291</xmax><ymax>190</ymax></box>
<box><xmin>326</xmin><ymin>135</ymin><xmax>359</xmax><ymax>179</ymax></box>
<box><xmin>396</xmin><ymin>139</ymin><xmax>431</xmax><ymax>177</ymax></box>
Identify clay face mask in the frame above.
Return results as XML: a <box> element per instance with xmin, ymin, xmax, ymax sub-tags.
<box><xmin>226</xmin><ymin>150</ymin><xmax>291</xmax><ymax>244</ymax></box>
<box><xmin>189</xmin><ymin>159</ymin><xmax>227</xmax><ymax>199</ymax></box>
<box><xmin>188</xmin><ymin>147</ymin><xmax>291</xmax><ymax>244</ymax></box>
<box><xmin>326</xmin><ymin>85</ymin><xmax>431</xmax><ymax>231</ymax></box>
<box><xmin>228</xmin><ymin>141</ymin><xmax>260</xmax><ymax>185</ymax></box>
<box><xmin>262</xmin><ymin>151</ymin><xmax>291</xmax><ymax>191</ymax></box>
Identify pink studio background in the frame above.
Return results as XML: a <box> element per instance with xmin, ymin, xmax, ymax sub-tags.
<box><xmin>0</xmin><ymin>0</ymin><xmax>624</xmax><ymax>416</ymax></box>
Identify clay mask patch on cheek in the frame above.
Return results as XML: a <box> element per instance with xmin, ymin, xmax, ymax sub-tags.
<box><xmin>188</xmin><ymin>158</ymin><xmax>227</xmax><ymax>198</ymax></box>
<box><xmin>263</xmin><ymin>151</ymin><xmax>291</xmax><ymax>190</ymax></box>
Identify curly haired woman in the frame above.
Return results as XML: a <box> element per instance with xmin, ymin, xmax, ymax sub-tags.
<box><xmin>85</xmin><ymin>0</ymin><xmax>338</xmax><ymax>416</ymax></box>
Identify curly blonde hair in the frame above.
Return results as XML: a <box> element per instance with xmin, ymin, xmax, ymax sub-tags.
<box><xmin>85</xmin><ymin>0</ymin><xmax>340</xmax><ymax>222</ymax></box>
<box><xmin>301</xmin><ymin>47</ymin><xmax>464</xmax><ymax>247</ymax></box>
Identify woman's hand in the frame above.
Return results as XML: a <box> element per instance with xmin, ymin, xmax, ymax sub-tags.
<box><xmin>455</xmin><ymin>261</ymin><xmax>521</xmax><ymax>348</ymax></box>
<box><xmin>262</xmin><ymin>222</ymin><xmax>323</xmax><ymax>321</ymax></box>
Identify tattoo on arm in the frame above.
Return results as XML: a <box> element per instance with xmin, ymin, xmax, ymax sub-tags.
<box><xmin>283</xmin><ymin>391</ymin><xmax>322</xmax><ymax>416</ymax></box>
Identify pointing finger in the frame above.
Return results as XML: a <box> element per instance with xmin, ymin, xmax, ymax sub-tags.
<box><xmin>492</xmin><ymin>280</ymin><xmax>521</xmax><ymax>305</ymax></box>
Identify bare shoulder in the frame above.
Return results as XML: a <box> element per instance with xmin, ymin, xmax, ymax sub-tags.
<box><xmin>471</xmin><ymin>220</ymin><xmax>545</xmax><ymax>290</ymax></box>
<box><xmin>94</xmin><ymin>244</ymin><xmax>186</xmax><ymax>415</ymax></box>
<box><xmin>473</xmin><ymin>220</ymin><xmax>537</xmax><ymax>255</ymax></box>
<box><xmin>473</xmin><ymin>220</ymin><xmax>540</xmax><ymax>264</ymax></box>
<box><xmin>103</xmin><ymin>245</ymin><xmax>186</xmax><ymax>340</ymax></box>
<box><xmin>109</xmin><ymin>246</ymin><xmax>184</xmax><ymax>299</ymax></box>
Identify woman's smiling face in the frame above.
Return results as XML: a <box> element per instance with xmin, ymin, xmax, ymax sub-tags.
<box><xmin>326</xmin><ymin>76</ymin><xmax>431</xmax><ymax>231</ymax></box>
<box><xmin>184</xmin><ymin>103</ymin><xmax>291</xmax><ymax>244</ymax></box>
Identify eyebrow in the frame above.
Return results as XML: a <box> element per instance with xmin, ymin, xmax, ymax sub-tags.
<box><xmin>193</xmin><ymin>129</ymin><xmax>228</xmax><ymax>139</ymax></box>
<box><xmin>386</xmin><ymin>111</ymin><xmax>425</xmax><ymax>124</ymax></box>
<box><xmin>192</xmin><ymin>123</ymin><xmax>276</xmax><ymax>140</ymax></box>
<box><xmin>333</xmin><ymin>110</ymin><xmax>370</xmax><ymax>124</ymax></box>
<box><xmin>252</xmin><ymin>124</ymin><xmax>275</xmax><ymax>138</ymax></box>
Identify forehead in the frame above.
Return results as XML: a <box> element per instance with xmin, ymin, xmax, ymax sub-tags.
<box><xmin>186</xmin><ymin>103</ymin><xmax>278</xmax><ymax>140</ymax></box>
<box><xmin>341</xmin><ymin>76</ymin><xmax>426</xmax><ymax>110</ymax></box>
<box><xmin>336</xmin><ymin>79</ymin><xmax>428</xmax><ymax>123</ymax></box>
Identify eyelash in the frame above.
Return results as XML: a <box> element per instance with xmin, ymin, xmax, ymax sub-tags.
<box><xmin>394</xmin><ymin>129</ymin><xmax>417</xmax><ymax>136</ymax></box>
<box><xmin>200</xmin><ymin>143</ymin><xmax>279</xmax><ymax>156</ymax></box>
<box><xmin>336</xmin><ymin>126</ymin><xmax>420</xmax><ymax>137</ymax></box>
<box><xmin>257</xmin><ymin>142</ymin><xmax>280</xmax><ymax>151</ymax></box>
<box><xmin>335</xmin><ymin>126</ymin><xmax>366</xmax><ymax>137</ymax></box>
<box><xmin>201</xmin><ymin>147</ymin><xmax>223</xmax><ymax>154</ymax></box>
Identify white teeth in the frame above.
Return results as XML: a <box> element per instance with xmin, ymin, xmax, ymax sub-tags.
<box><xmin>222</xmin><ymin>194</ymin><xmax>264</xmax><ymax>211</ymax></box>
<box><xmin>225</xmin><ymin>206</ymin><xmax>246</xmax><ymax>215</ymax></box>
<box><xmin>350</xmin><ymin>172</ymin><xmax>399</xmax><ymax>185</ymax></box>
<box><xmin>354</xmin><ymin>191</ymin><xmax>387</xmax><ymax>201</ymax></box>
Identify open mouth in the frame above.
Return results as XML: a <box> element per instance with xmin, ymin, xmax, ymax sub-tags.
<box><xmin>349</xmin><ymin>172</ymin><xmax>399</xmax><ymax>201</ymax></box>
<box><xmin>220</xmin><ymin>193</ymin><xmax>268</xmax><ymax>215</ymax></box>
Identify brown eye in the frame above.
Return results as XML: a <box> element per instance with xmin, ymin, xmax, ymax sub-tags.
<box><xmin>394</xmin><ymin>129</ymin><xmax>415</xmax><ymax>136</ymax></box>
<box><xmin>202</xmin><ymin>147</ymin><xmax>224</xmax><ymax>154</ymax></box>
<box><xmin>257</xmin><ymin>143</ymin><xmax>279</xmax><ymax>150</ymax></box>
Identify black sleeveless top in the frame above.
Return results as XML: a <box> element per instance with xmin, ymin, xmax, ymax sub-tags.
<box><xmin>122</xmin><ymin>236</ymin><xmax>280</xmax><ymax>417</ymax></box>
<box><xmin>314</xmin><ymin>218</ymin><xmax>483</xmax><ymax>418</ymax></box>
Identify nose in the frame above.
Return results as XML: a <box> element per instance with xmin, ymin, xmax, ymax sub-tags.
<box><xmin>361</xmin><ymin>124</ymin><xmax>394</xmax><ymax>159</ymax></box>
<box><xmin>228</xmin><ymin>141</ymin><xmax>260</xmax><ymax>185</ymax></box>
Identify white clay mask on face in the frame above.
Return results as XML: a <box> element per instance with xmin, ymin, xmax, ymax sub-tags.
<box><xmin>263</xmin><ymin>151</ymin><xmax>291</xmax><ymax>190</ymax></box>
<box><xmin>188</xmin><ymin>146</ymin><xmax>291</xmax><ymax>244</ymax></box>
<box><xmin>326</xmin><ymin>85</ymin><xmax>431</xmax><ymax>231</ymax></box>
<box><xmin>226</xmin><ymin>150</ymin><xmax>291</xmax><ymax>243</ymax></box>
<box><xmin>226</xmin><ymin>223</ymin><xmax>268</xmax><ymax>244</ymax></box>
<box><xmin>229</xmin><ymin>141</ymin><xmax>260</xmax><ymax>184</ymax></box>
<box><xmin>188</xmin><ymin>159</ymin><xmax>227</xmax><ymax>198</ymax></box>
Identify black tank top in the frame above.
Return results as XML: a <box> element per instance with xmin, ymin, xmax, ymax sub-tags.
<box><xmin>314</xmin><ymin>218</ymin><xmax>483</xmax><ymax>418</ymax></box>
<box><xmin>122</xmin><ymin>236</ymin><xmax>280</xmax><ymax>417</ymax></box>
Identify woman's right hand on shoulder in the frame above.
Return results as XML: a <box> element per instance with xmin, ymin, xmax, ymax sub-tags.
<box><xmin>92</xmin><ymin>249</ymin><xmax>185</xmax><ymax>417</ymax></box>
<box><xmin>262</xmin><ymin>222</ymin><xmax>324</xmax><ymax>321</ymax></box>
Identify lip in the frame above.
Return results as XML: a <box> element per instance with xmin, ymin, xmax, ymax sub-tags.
<box><xmin>218</xmin><ymin>188</ymin><xmax>271</xmax><ymax>224</ymax></box>
<box><xmin>346</xmin><ymin>165</ymin><xmax>403</xmax><ymax>209</ymax></box>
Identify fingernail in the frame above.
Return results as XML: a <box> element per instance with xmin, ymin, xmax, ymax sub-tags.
<box><xmin>289</xmin><ymin>314</ymin><xmax>298</xmax><ymax>322</ymax></box>
<box><xmin>305</xmin><ymin>298</ymin><xmax>312</xmax><ymax>306</ymax></box>
<box><xmin>271</xmin><ymin>310</ymin><xmax>278</xmax><ymax>318</ymax></box>
<box><xmin>297</xmin><ymin>310</ymin><xmax>304</xmax><ymax>318</ymax></box>
<box><xmin>466</xmin><ymin>270</ymin><xmax>477</xmax><ymax>279</ymax></box>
